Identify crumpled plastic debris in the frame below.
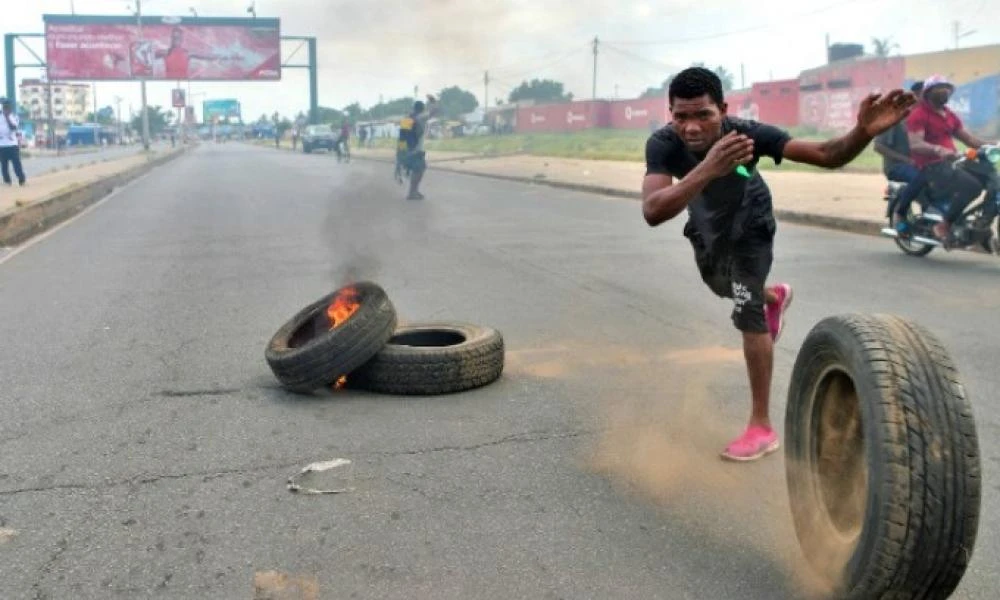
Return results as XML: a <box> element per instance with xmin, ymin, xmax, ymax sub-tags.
<box><xmin>286</xmin><ymin>458</ymin><xmax>354</xmax><ymax>494</ymax></box>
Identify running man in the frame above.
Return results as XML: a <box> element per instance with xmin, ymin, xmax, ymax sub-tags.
<box><xmin>641</xmin><ymin>67</ymin><xmax>915</xmax><ymax>461</ymax></box>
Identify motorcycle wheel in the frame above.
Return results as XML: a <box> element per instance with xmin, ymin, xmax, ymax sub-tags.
<box><xmin>892</xmin><ymin>210</ymin><xmax>935</xmax><ymax>257</ymax></box>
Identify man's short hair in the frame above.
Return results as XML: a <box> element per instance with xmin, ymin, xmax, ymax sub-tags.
<box><xmin>669</xmin><ymin>67</ymin><xmax>724</xmax><ymax>107</ymax></box>
<box><xmin>413</xmin><ymin>100</ymin><xmax>425</xmax><ymax>114</ymax></box>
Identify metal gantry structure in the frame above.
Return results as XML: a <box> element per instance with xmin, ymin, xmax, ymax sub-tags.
<box><xmin>3</xmin><ymin>21</ymin><xmax>320</xmax><ymax>149</ymax></box>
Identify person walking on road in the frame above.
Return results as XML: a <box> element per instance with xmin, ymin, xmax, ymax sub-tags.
<box><xmin>641</xmin><ymin>67</ymin><xmax>915</xmax><ymax>462</ymax></box>
<box><xmin>0</xmin><ymin>98</ymin><xmax>26</xmax><ymax>186</ymax></box>
<box><xmin>398</xmin><ymin>95</ymin><xmax>438</xmax><ymax>200</ymax></box>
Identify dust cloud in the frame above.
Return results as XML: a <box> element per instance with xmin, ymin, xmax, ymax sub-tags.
<box><xmin>584</xmin><ymin>362</ymin><xmax>850</xmax><ymax>599</ymax></box>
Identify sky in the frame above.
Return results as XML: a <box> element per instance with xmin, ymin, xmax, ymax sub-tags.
<box><xmin>1</xmin><ymin>0</ymin><xmax>995</xmax><ymax>122</ymax></box>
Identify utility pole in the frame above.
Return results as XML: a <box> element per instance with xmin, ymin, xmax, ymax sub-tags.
<box><xmin>592</xmin><ymin>36</ymin><xmax>599</xmax><ymax>100</ymax></box>
<box><xmin>740</xmin><ymin>63</ymin><xmax>746</xmax><ymax>89</ymax></box>
<box><xmin>484</xmin><ymin>70</ymin><xmax>489</xmax><ymax>114</ymax></box>
<box><xmin>953</xmin><ymin>20</ymin><xmax>976</xmax><ymax>49</ymax></box>
<box><xmin>136</xmin><ymin>0</ymin><xmax>150</xmax><ymax>150</ymax></box>
<box><xmin>114</xmin><ymin>95</ymin><xmax>122</xmax><ymax>145</ymax></box>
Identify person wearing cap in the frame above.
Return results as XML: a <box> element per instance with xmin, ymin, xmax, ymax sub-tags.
<box><xmin>904</xmin><ymin>74</ymin><xmax>992</xmax><ymax>242</ymax></box>
<box><xmin>0</xmin><ymin>98</ymin><xmax>26</xmax><ymax>186</ymax></box>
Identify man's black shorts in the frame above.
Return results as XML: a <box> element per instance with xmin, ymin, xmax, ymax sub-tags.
<box><xmin>685</xmin><ymin>220</ymin><xmax>774</xmax><ymax>334</ymax></box>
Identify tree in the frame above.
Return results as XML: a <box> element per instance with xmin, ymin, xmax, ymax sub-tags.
<box><xmin>342</xmin><ymin>102</ymin><xmax>363</xmax><ymax>123</ymax></box>
<box><xmin>508</xmin><ymin>79</ymin><xmax>573</xmax><ymax>104</ymax></box>
<box><xmin>640</xmin><ymin>76</ymin><xmax>673</xmax><ymax>99</ymax></box>
<box><xmin>130</xmin><ymin>106</ymin><xmax>170</xmax><ymax>135</ymax></box>
<box><xmin>871</xmin><ymin>37</ymin><xmax>899</xmax><ymax>57</ymax></box>
<box><xmin>371</xmin><ymin>97</ymin><xmax>416</xmax><ymax>120</ymax></box>
<box><xmin>713</xmin><ymin>66</ymin><xmax>735</xmax><ymax>91</ymax></box>
<box><xmin>86</xmin><ymin>105</ymin><xmax>116</xmax><ymax>125</ymax></box>
<box><xmin>436</xmin><ymin>86</ymin><xmax>479</xmax><ymax>119</ymax></box>
<box><xmin>316</xmin><ymin>106</ymin><xmax>345</xmax><ymax>124</ymax></box>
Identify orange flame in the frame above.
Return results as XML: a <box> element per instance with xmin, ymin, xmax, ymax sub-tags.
<box><xmin>334</xmin><ymin>375</ymin><xmax>348</xmax><ymax>390</ymax></box>
<box><xmin>326</xmin><ymin>286</ymin><xmax>361</xmax><ymax>329</ymax></box>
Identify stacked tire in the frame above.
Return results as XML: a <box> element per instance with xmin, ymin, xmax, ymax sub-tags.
<box><xmin>265</xmin><ymin>282</ymin><xmax>505</xmax><ymax>395</ymax></box>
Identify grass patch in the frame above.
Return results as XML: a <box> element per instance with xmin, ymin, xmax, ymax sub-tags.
<box><xmin>415</xmin><ymin>128</ymin><xmax>883</xmax><ymax>173</ymax></box>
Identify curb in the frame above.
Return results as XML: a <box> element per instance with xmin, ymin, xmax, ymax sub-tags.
<box><xmin>352</xmin><ymin>155</ymin><xmax>887</xmax><ymax>237</ymax></box>
<box><xmin>0</xmin><ymin>147</ymin><xmax>189</xmax><ymax>247</ymax></box>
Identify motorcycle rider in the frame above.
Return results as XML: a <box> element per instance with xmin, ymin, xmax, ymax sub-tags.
<box><xmin>904</xmin><ymin>75</ymin><xmax>992</xmax><ymax>242</ymax></box>
<box><xmin>875</xmin><ymin>81</ymin><xmax>924</xmax><ymax>228</ymax></box>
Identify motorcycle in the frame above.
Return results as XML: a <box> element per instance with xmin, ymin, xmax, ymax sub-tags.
<box><xmin>880</xmin><ymin>143</ymin><xmax>1000</xmax><ymax>257</ymax></box>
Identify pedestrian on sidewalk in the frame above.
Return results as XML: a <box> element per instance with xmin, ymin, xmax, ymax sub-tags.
<box><xmin>641</xmin><ymin>67</ymin><xmax>915</xmax><ymax>462</ymax></box>
<box><xmin>0</xmin><ymin>98</ymin><xmax>26</xmax><ymax>186</ymax></box>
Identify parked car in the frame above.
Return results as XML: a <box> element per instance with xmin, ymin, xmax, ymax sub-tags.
<box><xmin>301</xmin><ymin>124</ymin><xmax>337</xmax><ymax>153</ymax></box>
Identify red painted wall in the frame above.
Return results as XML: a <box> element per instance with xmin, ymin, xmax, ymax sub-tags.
<box><xmin>799</xmin><ymin>57</ymin><xmax>904</xmax><ymax>132</ymax></box>
<box><xmin>515</xmin><ymin>100</ymin><xmax>611</xmax><ymax>133</ymax></box>
<box><xmin>750</xmin><ymin>79</ymin><xmax>799</xmax><ymax>127</ymax></box>
<box><xmin>608</xmin><ymin>97</ymin><xmax>669</xmax><ymax>130</ymax></box>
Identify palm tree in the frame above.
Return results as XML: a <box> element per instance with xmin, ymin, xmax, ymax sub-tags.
<box><xmin>872</xmin><ymin>37</ymin><xmax>900</xmax><ymax>57</ymax></box>
<box><xmin>713</xmin><ymin>66</ymin><xmax>735</xmax><ymax>91</ymax></box>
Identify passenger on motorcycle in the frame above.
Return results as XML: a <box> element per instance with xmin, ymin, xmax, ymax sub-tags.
<box><xmin>876</xmin><ymin>81</ymin><xmax>923</xmax><ymax>225</ymax></box>
<box><xmin>902</xmin><ymin>75</ymin><xmax>993</xmax><ymax>241</ymax></box>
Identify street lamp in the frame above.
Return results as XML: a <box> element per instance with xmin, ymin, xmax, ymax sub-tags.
<box><xmin>126</xmin><ymin>1</ymin><xmax>151</xmax><ymax>150</ymax></box>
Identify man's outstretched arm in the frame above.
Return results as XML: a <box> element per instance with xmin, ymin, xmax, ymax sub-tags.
<box><xmin>782</xmin><ymin>89</ymin><xmax>917</xmax><ymax>170</ymax></box>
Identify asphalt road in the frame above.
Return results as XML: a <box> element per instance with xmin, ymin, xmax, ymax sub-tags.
<box><xmin>1</xmin><ymin>142</ymin><xmax>998</xmax><ymax>599</ymax></box>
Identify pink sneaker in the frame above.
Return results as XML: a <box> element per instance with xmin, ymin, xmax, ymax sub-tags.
<box><xmin>721</xmin><ymin>425</ymin><xmax>780</xmax><ymax>462</ymax></box>
<box><xmin>765</xmin><ymin>283</ymin><xmax>794</xmax><ymax>343</ymax></box>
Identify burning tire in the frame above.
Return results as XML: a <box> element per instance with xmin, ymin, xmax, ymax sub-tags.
<box><xmin>265</xmin><ymin>282</ymin><xmax>397</xmax><ymax>394</ymax></box>
<box><xmin>350</xmin><ymin>322</ymin><xmax>504</xmax><ymax>395</ymax></box>
<box><xmin>785</xmin><ymin>314</ymin><xmax>980</xmax><ymax>599</ymax></box>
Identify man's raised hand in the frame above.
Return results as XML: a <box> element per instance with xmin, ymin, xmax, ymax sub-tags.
<box><xmin>857</xmin><ymin>89</ymin><xmax>918</xmax><ymax>138</ymax></box>
<box><xmin>701</xmin><ymin>131</ymin><xmax>755</xmax><ymax>179</ymax></box>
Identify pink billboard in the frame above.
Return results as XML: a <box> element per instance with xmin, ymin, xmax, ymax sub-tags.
<box><xmin>43</xmin><ymin>15</ymin><xmax>281</xmax><ymax>81</ymax></box>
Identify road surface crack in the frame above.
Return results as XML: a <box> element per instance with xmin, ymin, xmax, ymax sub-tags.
<box><xmin>154</xmin><ymin>388</ymin><xmax>242</xmax><ymax>398</ymax></box>
<box><xmin>0</xmin><ymin>459</ymin><xmax>304</xmax><ymax>497</ymax></box>
<box><xmin>381</xmin><ymin>429</ymin><xmax>594</xmax><ymax>456</ymax></box>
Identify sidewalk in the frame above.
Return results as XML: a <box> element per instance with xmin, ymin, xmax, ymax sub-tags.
<box><xmin>0</xmin><ymin>147</ymin><xmax>187</xmax><ymax>246</ymax></box>
<box><xmin>351</xmin><ymin>147</ymin><xmax>891</xmax><ymax>236</ymax></box>
<box><xmin>0</xmin><ymin>153</ymin><xmax>153</xmax><ymax>213</ymax></box>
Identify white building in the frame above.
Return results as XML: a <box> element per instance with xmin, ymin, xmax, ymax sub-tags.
<box><xmin>18</xmin><ymin>78</ymin><xmax>91</xmax><ymax>123</ymax></box>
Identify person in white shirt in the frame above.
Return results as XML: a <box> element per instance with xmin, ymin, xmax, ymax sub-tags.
<box><xmin>0</xmin><ymin>98</ymin><xmax>26</xmax><ymax>186</ymax></box>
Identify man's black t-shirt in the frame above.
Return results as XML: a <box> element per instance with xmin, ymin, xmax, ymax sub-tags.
<box><xmin>645</xmin><ymin>117</ymin><xmax>791</xmax><ymax>255</ymax></box>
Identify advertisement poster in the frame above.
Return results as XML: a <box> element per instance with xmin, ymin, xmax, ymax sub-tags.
<box><xmin>203</xmin><ymin>99</ymin><xmax>241</xmax><ymax>121</ymax></box>
<box><xmin>172</xmin><ymin>88</ymin><xmax>186</xmax><ymax>107</ymax></box>
<box><xmin>44</xmin><ymin>15</ymin><xmax>281</xmax><ymax>81</ymax></box>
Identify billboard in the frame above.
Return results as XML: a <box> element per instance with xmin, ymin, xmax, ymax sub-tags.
<box><xmin>43</xmin><ymin>14</ymin><xmax>280</xmax><ymax>81</ymax></box>
<box><xmin>204</xmin><ymin>99</ymin><xmax>241</xmax><ymax>121</ymax></box>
